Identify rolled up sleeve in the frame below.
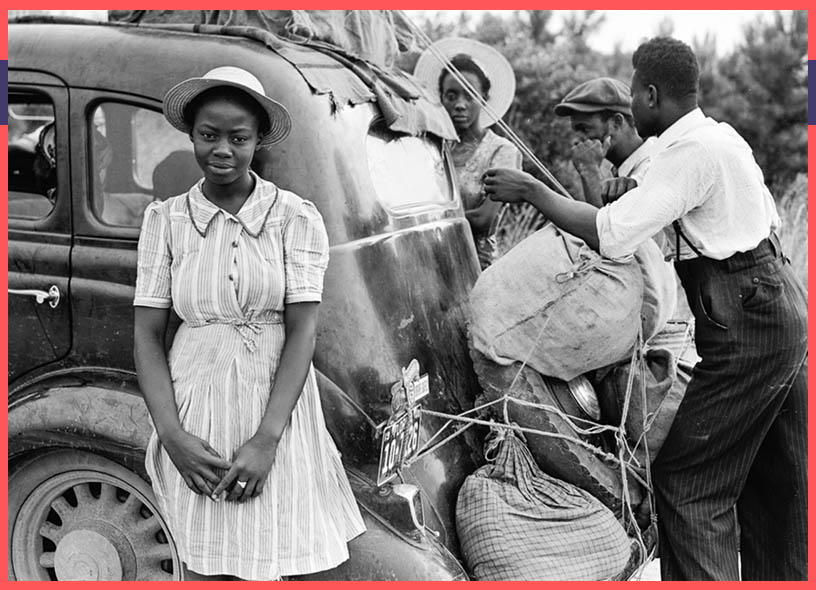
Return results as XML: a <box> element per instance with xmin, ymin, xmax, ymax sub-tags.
<box><xmin>597</xmin><ymin>140</ymin><xmax>707</xmax><ymax>260</ymax></box>
<box><xmin>595</xmin><ymin>183</ymin><xmax>675</xmax><ymax>260</ymax></box>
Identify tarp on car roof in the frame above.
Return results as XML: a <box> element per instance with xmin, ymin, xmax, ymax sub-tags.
<box><xmin>109</xmin><ymin>10</ymin><xmax>417</xmax><ymax>68</ymax></box>
<box><xmin>107</xmin><ymin>10</ymin><xmax>457</xmax><ymax>141</ymax></box>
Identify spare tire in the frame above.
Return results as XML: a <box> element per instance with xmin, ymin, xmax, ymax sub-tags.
<box><xmin>470</xmin><ymin>346</ymin><xmax>644</xmax><ymax>518</ymax></box>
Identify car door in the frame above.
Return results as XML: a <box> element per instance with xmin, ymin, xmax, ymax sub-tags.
<box><xmin>68</xmin><ymin>90</ymin><xmax>196</xmax><ymax>371</ymax></box>
<box><xmin>8</xmin><ymin>72</ymin><xmax>72</xmax><ymax>384</ymax></box>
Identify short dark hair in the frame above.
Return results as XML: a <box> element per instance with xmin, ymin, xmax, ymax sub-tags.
<box><xmin>183</xmin><ymin>86</ymin><xmax>271</xmax><ymax>135</ymax></box>
<box><xmin>632</xmin><ymin>37</ymin><xmax>699</xmax><ymax>100</ymax></box>
<box><xmin>438</xmin><ymin>53</ymin><xmax>491</xmax><ymax>97</ymax></box>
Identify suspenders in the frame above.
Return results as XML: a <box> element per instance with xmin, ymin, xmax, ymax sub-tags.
<box><xmin>672</xmin><ymin>220</ymin><xmax>705</xmax><ymax>260</ymax></box>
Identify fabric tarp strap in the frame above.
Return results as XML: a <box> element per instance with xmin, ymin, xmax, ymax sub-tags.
<box><xmin>107</xmin><ymin>11</ymin><xmax>457</xmax><ymax>140</ymax></box>
<box><xmin>108</xmin><ymin>10</ymin><xmax>417</xmax><ymax>66</ymax></box>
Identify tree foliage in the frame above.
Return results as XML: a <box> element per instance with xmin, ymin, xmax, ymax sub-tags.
<box><xmin>700</xmin><ymin>11</ymin><xmax>808</xmax><ymax>191</ymax></box>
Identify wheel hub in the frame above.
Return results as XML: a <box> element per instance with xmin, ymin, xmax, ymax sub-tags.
<box><xmin>10</xmin><ymin>456</ymin><xmax>179</xmax><ymax>581</ymax></box>
<box><xmin>54</xmin><ymin>529</ymin><xmax>123</xmax><ymax>581</ymax></box>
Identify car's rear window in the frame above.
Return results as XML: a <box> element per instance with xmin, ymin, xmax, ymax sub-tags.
<box><xmin>366</xmin><ymin>124</ymin><xmax>454</xmax><ymax>213</ymax></box>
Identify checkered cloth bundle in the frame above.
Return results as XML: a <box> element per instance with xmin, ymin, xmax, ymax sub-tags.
<box><xmin>456</xmin><ymin>432</ymin><xmax>632</xmax><ymax>580</ymax></box>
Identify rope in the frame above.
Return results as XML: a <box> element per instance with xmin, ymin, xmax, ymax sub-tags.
<box><xmin>406</xmin><ymin>397</ymin><xmax>652</xmax><ymax>492</ymax></box>
<box><xmin>614</xmin><ymin>326</ymin><xmax>649</xmax><ymax>563</ymax></box>
<box><xmin>396</xmin><ymin>328</ymin><xmax>658</xmax><ymax>570</ymax></box>
<box><xmin>396</xmin><ymin>10</ymin><xmax>574</xmax><ymax>200</ymax></box>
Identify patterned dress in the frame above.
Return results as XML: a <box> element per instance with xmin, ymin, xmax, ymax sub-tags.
<box><xmin>134</xmin><ymin>172</ymin><xmax>365</xmax><ymax>580</ymax></box>
<box><xmin>452</xmin><ymin>129</ymin><xmax>522</xmax><ymax>269</ymax></box>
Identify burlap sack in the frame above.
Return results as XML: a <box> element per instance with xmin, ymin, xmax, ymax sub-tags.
<box><xmin>597</xmin><ymin>348</ymin><xmax>687</xmax><ymax>467</ymax></box>
<box><xmin>469</xmin><ymin>223</ymin><xmax>643</xmax><ymax>381</ymax></box>
<box><xmin>635</xmin><ymin>238</ymin><xmax>678</xmax><ymax>342</ymax></box>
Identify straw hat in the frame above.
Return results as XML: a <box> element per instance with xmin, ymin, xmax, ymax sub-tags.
<box><xmin>163</xmin><ymin>66</ymin><xmax>291</xmax><ymax>148</ymax></box>
<box><xmin>414</xmin><ymin>37</ymin><xmax>516</xmax><ymax>128</ymax></box>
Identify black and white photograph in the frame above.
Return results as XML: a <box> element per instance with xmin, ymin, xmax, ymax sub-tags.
<box><xmin>7</xmin><ymin>9</ymin><xmax>808</xmax><ymax>582</ymax></box>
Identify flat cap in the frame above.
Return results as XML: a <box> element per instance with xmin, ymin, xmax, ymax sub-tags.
<box><xmin>554</xmin><ymin>77</ymin><xmax>632</xmax><ymax>117</ymax></box>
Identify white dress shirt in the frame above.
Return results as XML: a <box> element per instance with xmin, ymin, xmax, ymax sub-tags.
<box><xmin>596</xmin><ymin>108</ymin><xmax>780</xmax><ymax>261</ymax></box>
<box><xmin>616</xmin><ymin>136</ymin><xmax>657</xmax><ymax>185</ymax></box>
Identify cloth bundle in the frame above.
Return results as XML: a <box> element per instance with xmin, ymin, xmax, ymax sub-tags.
<box><xmin>456</xmin><ymin>431</ymin><xmax>632</xmax><ymax>581</ymax></box>
<box><xmin>635</xmin><ymin>238</ymin><xmax>678</xmax><ymax>342</ymax></box>
<box><xmin>597</xmin><ymin>349</ymin><xmax>689</xmax><ymax>469</ymax></box>
<box><xmin>469</xmin><ymin>223</ymin><xmax>643</xmax><ymax>381</ymax></box>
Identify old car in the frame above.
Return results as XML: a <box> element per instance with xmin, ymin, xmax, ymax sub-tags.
<box><xmin>8</xmin><ymin>16</ymin><xmax>484</xmax><ymax>581</ymax></box>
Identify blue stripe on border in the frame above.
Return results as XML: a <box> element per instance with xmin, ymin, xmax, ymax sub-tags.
<box><xmin>1</xmin><ymin>60</ymin><xmax>7</xmax><ymax>124</ymax></box>
<box><xmin>810</xmin><ymin>61</ymin><xmax>814</xmax><ymax>125</ymax></box>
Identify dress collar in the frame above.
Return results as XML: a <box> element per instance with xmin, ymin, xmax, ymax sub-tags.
<box><xmin>186</xmin><ymin>171</ymin><xmax>279</xmax><ymax>237</ymax></box>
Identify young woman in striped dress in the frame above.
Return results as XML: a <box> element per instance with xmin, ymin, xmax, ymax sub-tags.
<box><xmin>133</xmin><ymin>66</ymin><xmax>365</xmax><ymax>581</ymax></box>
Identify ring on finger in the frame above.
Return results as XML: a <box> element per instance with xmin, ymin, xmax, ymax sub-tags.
<box><xmin>236</xmin><ymin>480</ymin><xmax>248</xmax><ymax>489</ymax></box>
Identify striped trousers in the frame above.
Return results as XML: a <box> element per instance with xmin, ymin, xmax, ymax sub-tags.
<box><xmin>652</xmin><ymin>235</ymin><xmax>808</xmax><ymax>580</ymax></box>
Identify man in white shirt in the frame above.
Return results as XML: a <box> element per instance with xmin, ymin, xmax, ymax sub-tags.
<box><xmin>554</xmin><ymin>77</ymin><xmax>657</xmax><ymax>207</ymax></box>
<box><xmin>483</xmin><ymin>37</ymin><xmax>807</xmax><ymax>581</ymax></box>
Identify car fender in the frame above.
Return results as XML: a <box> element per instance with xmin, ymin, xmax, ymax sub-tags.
<box><xmin>293</xmin><ymin>506</ymin><xmax>467</xmax><ymax>581</ymax></box>
<box><xmin>8</xmin><ymin>369</ymin><xmax>152</xmax><ymax>476</ymax></box>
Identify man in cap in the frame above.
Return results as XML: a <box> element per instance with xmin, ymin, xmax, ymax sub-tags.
<box><xmin>554</xmin><ymin>77</ymin><xmax>656</xmax><ymax>208</ymax></box>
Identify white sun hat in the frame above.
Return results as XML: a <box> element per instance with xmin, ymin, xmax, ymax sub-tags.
<box><xmin>162</xmin><ymin>66</ymin><xmax>291</xmax><ymax>148</ymax></box>
<box><xmin>414</xmin><ymin>37</ymin><xmax>516</xmax><ymax>128</ymax></box>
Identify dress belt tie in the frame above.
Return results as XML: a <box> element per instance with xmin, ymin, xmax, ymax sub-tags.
<box><xmin>187</xmin><ymin>314</ymin><xmax>283</xmax><ymax>352</ymax></box>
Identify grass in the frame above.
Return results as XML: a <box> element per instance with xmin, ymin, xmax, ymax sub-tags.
<box><xmin>775</xmin><ymin>174</ymin><xmax>808</xmax><ymax>289</ymax></box>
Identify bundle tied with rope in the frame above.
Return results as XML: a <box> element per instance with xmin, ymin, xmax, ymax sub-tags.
<box><xmin>408</xmin><ymin>327</ymin><xmax>662</xmax><ymax>579</ymax></box>
<box><xmin>455</xmin><ymin>427</ymin><xmax>633</xmax><ymax>581</ymax></box>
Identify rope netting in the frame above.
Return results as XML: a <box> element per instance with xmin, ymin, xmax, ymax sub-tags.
<box><xmin>401</xmin><ymin>331</ymin><xmax>656</xmax><ymax>573</ymax></box>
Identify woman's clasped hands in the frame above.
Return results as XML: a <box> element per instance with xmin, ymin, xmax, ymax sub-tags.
<box><xmin>162</xmin><ymin>428</ymin><xmax>278</xmax><ymax>503</ymax></box>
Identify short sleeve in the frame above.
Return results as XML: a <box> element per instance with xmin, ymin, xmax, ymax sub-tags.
<box><xmin>490</xmin><ymin>141</ymin><xmax>523</xmax><ymax>170</ymax></box>
<box><xmin>134</xmin><ymin>201</ymin><xmax>172</xmax><ymax>308</ymax></box>
<box><xmin>283</xmin><ymin>199</ymin><xmax>330</xmax><ymax>304</ymax></box>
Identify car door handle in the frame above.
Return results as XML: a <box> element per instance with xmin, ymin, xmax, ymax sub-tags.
<box><xmin>8</xmin><ymin>285</ymin><xmax>61</xmax><ymax>308</ymax></box>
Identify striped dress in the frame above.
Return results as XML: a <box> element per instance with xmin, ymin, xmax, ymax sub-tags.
<box><xmin>134</xmin><ymin>173</ymin><xmax>365</xmax><ymax>580</ymax></box>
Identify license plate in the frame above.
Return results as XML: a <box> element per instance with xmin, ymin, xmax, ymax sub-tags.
<box><xmin>377</xmin><ymin>406</ymin><xmax>421</xmax><ymax>486</ymax></box>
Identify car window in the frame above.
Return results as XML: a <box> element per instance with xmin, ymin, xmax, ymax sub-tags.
<box><xmin>366</xmin><ymin>124</ymin><xmax>453</xmax><ymax>212</ymax></box>
<box><xmin>8</xmin><ymin>94</ymin><xmax>57</xmax><ymax>220</ymax></box>
<box><xmin>90</xmin><ymin>102</ymin><xmax>198</xmax><ymax>228</ymax></box>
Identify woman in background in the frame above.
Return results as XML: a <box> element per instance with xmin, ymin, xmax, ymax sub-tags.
<box><xmin>415</xmin><ymin>38</ymin><xmax>521</xmax><ymax>270</ymax></box>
